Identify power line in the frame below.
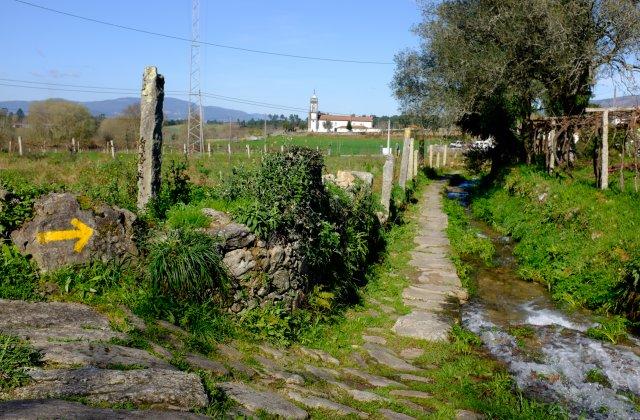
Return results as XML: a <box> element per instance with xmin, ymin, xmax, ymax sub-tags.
<box><xmin>12</xmin><ymin>0</ymin><xmax>393</xmax><ymax>65</ymax></box>
<box><xmin>0</xmin><ymin>79</ymin><xmax>308</xmax><ymax>113</ymax></box>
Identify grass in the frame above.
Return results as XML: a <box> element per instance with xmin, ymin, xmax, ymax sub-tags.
<box><xmin>442</xmin><ymin>195</ymin><xmax>495</xmax><ymax>296</ymax></box>
<box><xmin>0</xmin><ymin>334</ymin><xmax>40</xmax><ymax>390</ymax></box>
<box><xmin>147</xmin><ymin>229</ymin><xmax>228</xmax><ymax>302</ymax></box>
<box><xmin>471</xmin><ymin>165</ymin><xmax>640</xmax><ymax>326</ymax></box>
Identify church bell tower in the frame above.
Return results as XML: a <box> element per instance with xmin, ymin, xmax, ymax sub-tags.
<box><xmin>308</xmin><ymin>92</ymin><xmax>318</xmax><ymax>132</ymax></box>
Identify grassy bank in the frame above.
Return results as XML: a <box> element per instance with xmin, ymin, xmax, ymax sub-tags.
<box><xmin>471</xmin><ymin>165</ymin><xmax>640</xmax><ymax>326</ymax></box>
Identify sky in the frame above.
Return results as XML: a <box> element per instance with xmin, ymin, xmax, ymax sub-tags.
<box><xmin>0</xmin><ymin>0</ymin><xmax>624</xmax><ymax>117</ymax></box>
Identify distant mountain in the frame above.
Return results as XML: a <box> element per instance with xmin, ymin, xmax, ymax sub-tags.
<box><xmin>593</xmin><ymin>95</ymin><xmax>640</xmax><ymax>108</ymax></box>
<box><xmin>0</xmin><ymin>97</ymin><xmax>269</xmax><ymax>121</ymax></box>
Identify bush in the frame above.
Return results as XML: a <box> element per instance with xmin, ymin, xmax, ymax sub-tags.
<box><xmin>0</xmin><ymin>244</ymin><xmax>39</xmax><ymax>300</ymax></box>
<box><xmin>218</xmin><ymin>147</ymin><xmax>383</xmax><ymax>303</ymax></box>
<box><xmin>151</xmin><ymin>159</ymin><xmax>192</xmax><ymax>219</ymax></box>
<box><xmin>148</xmin><ymin>229</ymin><xmax>228</xmax><ymax>302</ymax></box>
<box><xmin>0</xmin><ymin>334</ymin><xmax>40</xmax><ymax>390</ymax></box>
<box><xmin>614</xmin><ymin>257</ymin><xmax>640</xmax><ymax>323</ymax></box>
<box><xmin>0</xmin><ymin>179</ymin><xmax>55</xmax><ymax>238</ymax></box>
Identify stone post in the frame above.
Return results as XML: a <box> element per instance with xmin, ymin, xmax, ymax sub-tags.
<box><xmin>136</xmin><ymin>66</ymin><xmax>164</xmax><ymax>211</ymax></box>
<box><xmin>9</xmin><ymin>140</ymin><xmax>12</xmax><ymax>153</ymax></box>
<box><xmin>413</xmin><ymin>149</ymin><xmax>418</xmax><ymax>178</ymax></box>
<box><xmin>71</xmin><ymin>138</ymin><xmax>75</xmax><ymax>154</ymax></box>
<box><xmin>208</xmin><ymin>142</ymin><xmax>211</xmax><ymax>157</ymax></box>
<box><xmin>399</xmin><ymin>128</ymin><xmax>411</xmax><ymax>189</ymax></box>
<box><xmin>443</xmin><ymin>145</ymin><xmax>448</xmax><ymax>167</ymax></box>
<box><xmin>429</xmin><ymin>144</ymin><xmax>433</xmax><ymax>167</ymax></box>
<box><xmin>436</xmin><ymin>152</ymin><xmax>441</xmax><ymax>168</ymax></box>
<box><xmin>246</xmin><ymin>145</ymin><xmax>251</xmax><ymax>158</ymax></box>
<box><xmin>280</xmin><ymin>145</ymin><xmax>284</xmax><ymax>153</ymax></box>
<box><xmin>263</xmin><ymin>143</ymin><xmax>267</xmax><ymax>154</ymax></box>
<box><xmin>18</xmin><ymin>136</ymin><xmax>23</xmax><ymax>156</ymax></box>
<box><xmin>407</xmin><ymin>138</ymin><xmax>415</xmax><ymax>180</ymax></box>
<box><xmin>601</xmin><ymin>110</ymin><xmax>609</xmax><ymax>190</ymax></box>
<box><xmin>227</xmin><ymin>143</ymin><xmax>231</xmax><ymax>156</ymax></box>
<box><xmin>110</xmin><ymin>140</ymin><xmax>115</xmax><ymax>159</ymax></box>
<box><xmin>381</xmin><ymin>155</ymin><xmax>394</xmax><ymax>215</ymax></box>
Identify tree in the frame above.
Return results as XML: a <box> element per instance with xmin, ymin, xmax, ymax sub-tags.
<box><xmin>15</xmin><ymin>108</ymin><xmax>25</xmax><ymax>122</ymax></box>
<box><xmin>393</xmin><ymin>0</ymin><xmax>640</xmax><ymax>172</ymax></box>
<box><xmin>323</xmin><ymin>120</ymin><xmax>333</xmax><ymax>132</ymax></box>
<box><xmin>97</xmin><ymin>104</ymin><xmax>140</xmax><ymax>151</ymax></box>
<box><xmin>346</xmin><ymin>120</ymin><xmax>353</xmax><ymax>132</ymax></box>
<box><xmin>27</xmin><ymin>99</ymin><xmax>96</xmax><ymax>149</ymax></box>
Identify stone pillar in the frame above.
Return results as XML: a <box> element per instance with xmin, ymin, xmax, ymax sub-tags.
<box><xmin>246</xmin><ymin>145</ymin><xmax>251</xmax><ymax>157</ymax></box>
<box><xmin>413</xmin><ymin>149</ymin><xmax>418</xmax><ymax>178</ymax></box>
<box><xmin>381</xmin><ymin>155</ymin><xmax>394</xmax><ymax>215</ymax></box>
<box><xmin>443</xmin><ymin>145</ymin><xmax>448</xmax><ymax>167</ymax></box>
<box><xmin>18</xmin><ymin>136</ymin><xmax>23</xmax><ymax>156</ymax></box>
<box><xmin>227</xmin><ymin>143</ymin><xmax>231</xmax><ymax>156</ymax></box>
<box><xmin>436</xmin><ymin>152</ymin><xmax>441</xmax><ymax>168</ymax></box>
<box><xmin>601</xmin><ymin>110</ymin><xmax>609</xmax><ymax>190</ymax></box>
<box><xmin>110</xmin><ymin>140</ymin><xmax>115</xmax><ymax>159</ymax></box>
<box><xmin>71</xmin><ymin>138</ymin><xmax>76</xmax><ymax>154</ymax></box>
<box><xmin>399</xmin><ymin>128</ymin><xmax>411</xmax><ymax>189</ymax></box>
<box><xmin>280</xmin><ymin>145</ymin><xmax>284</xmax><ymax>153</ymax></box>
<box><xmin>208</xmin><ymin>142</ymin><xmax>211</xmax><ymax>157</ymax></box>
<box><xmin>429</xmin><ymin>145</ymin><xmax>433</xmax><ymax>167</ymax></box>
<box><xmin>136</xmin><ymin>66</ymin><xmax>165</xmax><ymax>211</ymax></box>
<box><xmin>407</xmin><ymin>138</ymin><xmax>414</xmax><ymax>180</ymax></box>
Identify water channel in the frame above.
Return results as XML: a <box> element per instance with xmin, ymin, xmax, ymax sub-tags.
<box><xmin>448</xmin><ymin>181</ymin><xmax>640</xmax><ymax>419</ymax></box>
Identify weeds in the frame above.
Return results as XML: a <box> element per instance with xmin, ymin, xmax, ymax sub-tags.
<box><xmin>0</xmin><ymin>334</ymin><xmax>40</xmax><ymax>390</ymax></box>
<box><xmin>0</xmin><ymin>244</ymin><xmax>40</xmax><ymax>300</ymax></box>
<box><xmin>586</xmin><ymin>316</ymin><xmax>628</xmax><ymax>344</ymax></box>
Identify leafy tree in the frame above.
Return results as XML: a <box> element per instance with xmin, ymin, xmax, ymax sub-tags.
<box><xmin>323</xmin><ymin>120</ymin><xmax>333</xmax><ymax>132</ymax></box>
<box><xmin>15</xmin><ymin>108</ymin><xmax>24</xmax><ymax>122</ymax></box>
<box><xmin>346</xmin><ymin>120</ymin><xmax>353</xmax><ymax>132</ymax></box>
<box><xmin>27</xmin><ymin>100</ymin><xmax>96</xmax><ymax>149</ymax></box>
<box><xmin>393</xmin><ymin>0</ymin><xmax>640</xmax><ymax>172</ymax></box>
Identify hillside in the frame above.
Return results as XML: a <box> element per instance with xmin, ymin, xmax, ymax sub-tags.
<box><xmin>593</xmin><ymin>94</ymin><xmax>640</xmax><ymax>108</ymax></box>
<box><xmin>0</xmin><ymin>97</ymin><xmax>269</xmax><ymax>121</ymax></box>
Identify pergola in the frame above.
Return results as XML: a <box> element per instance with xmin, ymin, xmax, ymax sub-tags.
<box><xmin>529</xmin><ymin>107</ymin><xmax>640</xmax><ymax>191</ymax></box>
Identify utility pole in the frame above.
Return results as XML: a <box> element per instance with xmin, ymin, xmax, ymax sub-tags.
<box><xmin>186</xmin><ymin>0</ymin><xmax>204</xmax><ymax>154</ymax></box>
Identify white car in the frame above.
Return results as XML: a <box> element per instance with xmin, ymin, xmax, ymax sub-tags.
<box><xmin>472</xmin><ymin>139</ymin><xmax>494</xmax><ymax>150</ymax></box>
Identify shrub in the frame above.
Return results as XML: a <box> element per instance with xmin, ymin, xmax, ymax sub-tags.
<box><xmin>0</xmin><ymin>180</ymin><xmax>55</xmax><ymax>238</ymax></box>
<box><xmin>151</xmin><ymin>159</ymin><xmax>192</xmax><ymax>219</ymax></box>
<box><xmin>218</xmin><ymin>147</ymin><xmax>383</xmax><ymax>303</ymax></box>
<box><xmin>614</xmin><ymin>257</ymin><xmax>640</xmax><ymax>322</ymax></box>
<box><xmin>0</xmin><ymin>244</ymin><xmax>39</xmax><ymax>300</ymax></box>
<box><xmin>0</xmin><ymin>334</ymin><xmax>40</xmax><ymax>390</ymax></box>
<box><xmin>148</xmin><ymin>229</ymin><xmax>228</xmax><ymax>302</ymax></box>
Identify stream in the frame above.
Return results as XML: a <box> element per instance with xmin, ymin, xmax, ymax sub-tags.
<box><xmin>448</xmin><ymin>181</ymin><xmax>640</xmax><ymax>419</ymax></box>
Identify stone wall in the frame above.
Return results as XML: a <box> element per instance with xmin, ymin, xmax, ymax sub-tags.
<box><xmin>202</xmin><ymin>209</ymin><xmax>309</xmax><ymax>313</ymax></box>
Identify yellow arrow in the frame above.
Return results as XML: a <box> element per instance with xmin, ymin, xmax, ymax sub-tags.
<box><xmin>36</xmin><ymin>218</ymin><xmax>94</xmax><ymax>253</ymax></box>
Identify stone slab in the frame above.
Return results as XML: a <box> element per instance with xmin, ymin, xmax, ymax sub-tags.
<box><xmin>286</xmin><ymin>391</ymin><xmax>366</xmax><ymax>417</ymax></box>
<box><xmin>218</xmin><ymin>382</ymin><xmax>308</xmax><ymax>419</ymax></box>
<box><xmin>7</xmin><ymin>368</ymin><xmax>208</xmax><ymax>411</ymax></box>
<box><xmin>0</xmin><ymin>399</ymin><xmax>207</xmax><ymax>419</ymax></box>
<box><xmin>362</xmin><ymin>343</ymin><xmax>418</xmax><ymax>372</ymax></box>
<box><xmin>393</xmin><ymin>312</ymin><xmax>451</xmax><ymax>341</ymax></box>
<box><xmin>341</xmin><ymin>368</ymin><xmax>405</xmax><ymax>388</ymax></box>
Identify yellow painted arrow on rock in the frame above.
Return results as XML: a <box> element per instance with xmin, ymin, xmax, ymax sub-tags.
<box><xmin>36</xmin><ymin>218</ymin><xmax>94</xmax><ymax>253</ymax></box>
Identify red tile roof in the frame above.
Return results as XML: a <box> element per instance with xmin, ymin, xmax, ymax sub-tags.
<box><xmin>319</xmin><ymin>114</ymin><xmax>373</xmax><ymax>122</ymax></box>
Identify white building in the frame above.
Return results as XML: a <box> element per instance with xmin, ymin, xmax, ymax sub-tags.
<box><xmin>307</xmin><ymin>93</ymin><xmax>379</xmax><ymax>133</ymax></box>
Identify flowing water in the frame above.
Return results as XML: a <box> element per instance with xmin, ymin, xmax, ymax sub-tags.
<box><xmin>448</xmin><ymin>182</ymin><xmax>640</xmax><ymax>419</ymax></box>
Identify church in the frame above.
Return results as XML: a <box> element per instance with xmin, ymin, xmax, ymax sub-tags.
<box><xmin>307</xmin><ymin>93</ymin><xmax>378</xmax><ymax>133</ymax></box>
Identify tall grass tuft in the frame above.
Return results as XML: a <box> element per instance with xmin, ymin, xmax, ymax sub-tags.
<box><xmin>0</xmin><ymin>334</ymin><xmax>40</xmax><ymax>390</ymax></box>
<box><xmin>148</xmin><ymin>229</ymin><xmax>228</xmax><ymax>302</ymax></box>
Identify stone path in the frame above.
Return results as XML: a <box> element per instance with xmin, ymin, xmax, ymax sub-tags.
<box><xmin>393</xmin><ymin>181</ymin><xmax>465</xmax><ymax>341</ymax></box>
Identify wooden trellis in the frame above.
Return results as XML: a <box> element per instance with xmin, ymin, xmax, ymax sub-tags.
<box><xmin>529</xmin><ymin>107</ymin><xmax>640</xmax><ymax>191</ymax></box>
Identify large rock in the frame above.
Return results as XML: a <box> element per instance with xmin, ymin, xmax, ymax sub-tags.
<box><xmin>6</xmin><ymin>368</ymin><xmax>208</xmax><ymax>411</ymax></box>
<box><xmin>0</xmin><ymin>300</ymin><xmax>123</xmax><ymax>346</ymax></box>
<box><xmin>11</xmin><ymin>193</ymin><xmax>137</xmax><ymax>272</ymax></box>
<box><xmin>332</xmin><ymin>171</ymin><xmax>374</xmax><ymax>189</ymax></box>
<box><xmin>0</xmin><ymin>399</ymin><xmax>207</xmax><ymax>419</ymax></box>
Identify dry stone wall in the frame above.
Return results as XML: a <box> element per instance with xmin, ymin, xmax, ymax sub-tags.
<box><xmin>202</xmin><ymin>209</ymin><xmax>309</xmax><ymax>313</ymax></box>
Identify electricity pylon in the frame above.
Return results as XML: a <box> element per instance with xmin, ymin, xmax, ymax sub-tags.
<box><xmin>187</xmin><ymin>0</ymin><xmax>204</xmax><ymax>154</ymax></box>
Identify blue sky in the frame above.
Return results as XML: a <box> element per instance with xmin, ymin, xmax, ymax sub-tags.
<box><xmin>0</xmin><ymin>0</ymin><xmax>622</xmax><ymax>116</ymax></box>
